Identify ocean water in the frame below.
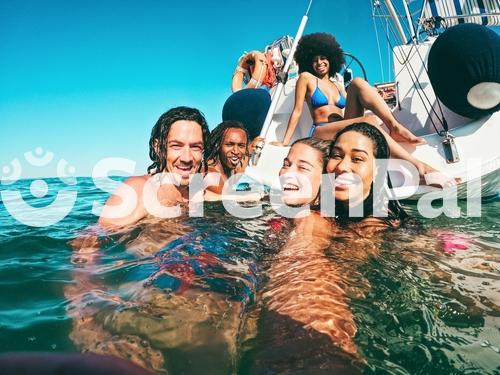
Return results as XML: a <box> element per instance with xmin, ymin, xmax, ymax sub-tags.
<box><xmin>0</xmin><ymin>177</ymin><xmax>498</xmax><ymax>374</ymax></box>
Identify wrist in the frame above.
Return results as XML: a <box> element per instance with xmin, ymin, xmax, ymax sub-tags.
<box><xmin>235</xmin><ymin>66</ymin><xmax>248</xmax><ymax>74</ymax></box>
<box><xmin>385</xmin><ymin>119</ymin><xmax>400</xmax><ymax>131</ymax></box>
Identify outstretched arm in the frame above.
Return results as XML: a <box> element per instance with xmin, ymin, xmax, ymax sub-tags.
<box><xmin>275</xmin><ymin>73</ymin><xmax>309</xmax><ymax>146</ymax></box>
<box><xmin>64</xmin><ymin>230</ymin><xmax>166</xmax><ymax>372</ymax></box>
<box><xmin>263</xmin><ymin>214</ymin><xmax>358</xmax><ymax>355</ymax></box>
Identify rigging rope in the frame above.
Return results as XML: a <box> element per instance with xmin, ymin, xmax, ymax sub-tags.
<box><xmin>373</xmin><ymin>0</ymin><xmax>450</xmax><ymax>135</ymax></box>
<box><xmin>372</xmin><ymin>2</ymin><xmax>386</xmax><ymax>81</ymax></box>
<box><xmin>398</xmin><ymin>0</ymin><xmax>450</xmax><ymax>132</ymax></box>
<box><xmin>387</xmin><ymin>20</ymin><xmax>391</xmax><ymax>80</ymax></box>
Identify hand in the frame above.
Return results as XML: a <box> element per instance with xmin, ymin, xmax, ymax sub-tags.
<box><xmin>270</xmin><ymin>141</ymin><xmax>285</xmax><ymax>147</ymax></box>
<box><xmin>238</xmin><ymin>50</ymin><xmax>260</xmax><ymax>70</ymax></box>
<box><xmin>248</xmin><ymin>137</ymin><xmax>264</xmax><ymax>154</ymax></box>
<box><xmin>238</xmin><ymin>53</ymin><xmax>251</xmax><ymax>70</ymax></box>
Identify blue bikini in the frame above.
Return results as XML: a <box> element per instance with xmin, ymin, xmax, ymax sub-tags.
<box><xmin>311</xmin><ymin>78</ymin><xmax>346</xmax><ymax>109</ymax></box>
<box><xmin>309</xmin><ymin>78</ymin><xmax>346</xmax><ymax>137</ymax></box>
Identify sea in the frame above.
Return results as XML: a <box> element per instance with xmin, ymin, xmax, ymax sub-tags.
<box><xmin>0</xmin><ymin>177</ymin><xmax>498</xmax><ymax>374</ymax></box>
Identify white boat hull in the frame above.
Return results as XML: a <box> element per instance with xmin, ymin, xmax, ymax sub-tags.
<box><xmin>245</xmin><ymin>39</ymin><xmax>500</xmax><ymax>200</ymax></box>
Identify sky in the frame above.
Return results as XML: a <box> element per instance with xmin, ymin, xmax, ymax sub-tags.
<box><xmin>0</xmin><ymin>0</ymin><xmax>483</xmax><ymax>179</ymax></box>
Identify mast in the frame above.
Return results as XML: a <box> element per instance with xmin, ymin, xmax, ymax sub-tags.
<box><xmin>401</xmin><ymin>0</ymin><xmax>418</xmax><ymax>44</ymax></box>
<box><xmin>383</xmin><ymin>0</ymin><xmax>407</xmax><ymax>44</ymax></box>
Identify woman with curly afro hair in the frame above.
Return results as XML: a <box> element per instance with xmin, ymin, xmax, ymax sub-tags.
<box><xmin>274</xmin><ymin>32</ymin><xmax>450</xmax><ymax>181</ymax></box>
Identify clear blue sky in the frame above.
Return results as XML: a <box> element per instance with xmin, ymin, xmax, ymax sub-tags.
<box><xmin>0</xmin><ymin>0</ymin><xmax>478</xmax><ymax>178</ymax></box>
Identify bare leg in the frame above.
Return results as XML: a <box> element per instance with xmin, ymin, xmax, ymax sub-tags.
<box><xmin>312</xmin><ymin>79</ymin><xmax>458</xmax><ymax>185</ymax></box>
<box><xmin>344</xmin><ymin>78</ymin><xmax>425</xmax><ymax>145</ymax></box>
<box><xmin>313</xmin><ymin>115</ymin><xmax>434</xmax><ymax>176</ymax></box>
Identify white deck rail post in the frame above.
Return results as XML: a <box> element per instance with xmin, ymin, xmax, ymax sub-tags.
<box><xmin>259</xmin><ymin>0</ymin><xmax>313</xmax><ymax>141</ymax></box>
<box><xmin>384</xmin><ymin>0</ymin><xmax>408</xmax><ymax>44</ymax></box>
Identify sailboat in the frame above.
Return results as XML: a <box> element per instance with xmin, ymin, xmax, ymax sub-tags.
<box><xmin>239</xmin><ymin>0</ymin><xmax>499</xmax><ymax>200</ymax></box>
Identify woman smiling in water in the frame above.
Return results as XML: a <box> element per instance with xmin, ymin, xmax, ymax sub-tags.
<box><xmin>327</xmin><ymin>122</ymin><xmax>408</xmax><ymax>228</ymax></box>
<box><xmin>277</xmin><ymin>124</ymin><xmax>406</xmax><ymax>226</ymax></box>
<box><xmin>262</xmin><ymin>137</ymin><xmax>360</xmax><ymax>364</ymax></box>
<box><xmin>259</xmin><ymin>124</ymin><xmax>407</xmax><ymax>367</ymax></box>
<box><xmin>278</xmin><ymin>137</ymin><xmax>331</xmax><ymax>208</ymax></box>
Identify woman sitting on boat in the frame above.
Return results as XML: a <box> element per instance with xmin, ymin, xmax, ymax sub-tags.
<box><xmin>274</xmin><ymin>32</ymin><xmax>446</xmax><ymax>182</ymax></box>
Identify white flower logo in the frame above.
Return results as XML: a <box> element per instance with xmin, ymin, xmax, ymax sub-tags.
<box><xmin>1</xmin><ymin>147</ymin><xmax>78</xmax><ymax>227</ymax></box>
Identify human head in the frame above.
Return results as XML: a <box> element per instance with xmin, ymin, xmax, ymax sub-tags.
<box><xmin>327</xmin><ymin>123</ymin><xmax>388</xmax><ymax>205</ymax></box>
<box><xmin>326</xmin><ymin>122</ymin><xmax>406</xmax><ymax>222</ymax></box>
<box><xmin>279</xmin><ymin>138</ymin><xmax>331</xmax><ymax>206</ymax></box>
<box><xmin>148</xmin><ymin>107</ymin><xmax>210</xmax><ymax>185</ymax></box>
<box><xmin>206</xmin><ymin>120</ymin><xmax>249</xmax><ymax>174</ymax></box>
<box><xmin>294</xmin><ymin>32</ymin><xmax>345</xmax><ymax>77</ymax></box>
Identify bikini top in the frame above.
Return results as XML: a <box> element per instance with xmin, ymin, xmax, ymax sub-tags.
<box><xmin>310</xmin><ymin>78</ymin><xmax>346</xmax><ymax>109</ymax></box>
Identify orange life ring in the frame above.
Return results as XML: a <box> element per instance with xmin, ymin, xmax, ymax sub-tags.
<box><xmin>231</xmin><ymin>51</ymin><xmax>276</xmax><ymax>92</ymax></box>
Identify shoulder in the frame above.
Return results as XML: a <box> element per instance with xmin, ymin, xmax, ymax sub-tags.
<box><xmin>298</xmin><ymin>72</ymin><xmax>315</xmax><ymax>82</ymax></box>
<box><xmin>106</xmin><ymin>175</ymin><xmax>149</xmax><ymax>201</ymax></box>
<box><xmin>352</xmin><ymin>217</ymin><xmax>394</xmax><ymax>237</ymax></box>
<box><xmin>123</xmin><ymin>175</ymin><xmax>150</xmax><ymax>189</ymax></box>
<box><xmin>294</xmin><ymin>212</ymin><xmax>333</xmax><ymax>238</ymax></box>
<box><xmin>295</xmin><ymin>73</ymin><xmax>314</xmax><ymax>93</ymax></box>
<box><xmin>104</xmin><ymin>175</ymin><xmax>153</xmax><ymax>206</ymax></box>
<box><xmin>98</xmin><ymin>175</ymin><xmax>150</xmax><ymax>229</ymax></box>
<box><xmin>207</xmin><ymin>161</ymin><xmax>224</xmax><ymax>176</ymax></box>
<box><xmin>109</xmin><ymin>175</ymin><xmax>150</xmax><ymax>198</ymax></box>
<box><xmin>205</xmin><ymin>163</ymin><xmax>225</xmax><ymax>194</ymax></box>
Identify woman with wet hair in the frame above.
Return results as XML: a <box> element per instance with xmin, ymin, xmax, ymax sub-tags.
<box><xmin>277</xmin><ymin>124</ymin><xmax>407</xmax><ymax>227</ymax></box>
<box><xmin>253</xmin><ymin>136</ymin><xmax>360</xmax><ymax>371</ymax></box>
<box><xmin>327</xmin><ymin>122</ymin><xmax>408</xmax><ymax>229</ymax></box>
<box><xmin>278</xmin><ymin>137</ymin><xmax>331</xmax><ymax>209</ymax></box>
<box><xmin>255</xmin><ymin>125</ymin><xmax>410</xmax><ymax>370</ymax></box>
<box><xmin>275</xmin><ymin>32</ymin><xmax>453</xmax><ymax>184</ymax></box>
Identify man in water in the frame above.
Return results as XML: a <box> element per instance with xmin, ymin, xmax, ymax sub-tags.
<box><xmin>99</xmin><ymin>106</ymin><xmax>210</xmax><ymax>228</ymax></box>
<box><xmin>205</xmin><ymin>120</ymin><xmax>251</xmax><ymax>194</ymax></box>
<box><xmin>70</xmin><ymin>107</ymin><xmax>247</xmax><ymax>373</ymax></box>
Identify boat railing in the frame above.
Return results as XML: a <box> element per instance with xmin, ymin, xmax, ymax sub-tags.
<box><xmin>421</xmin><ymin>0</ymin><xmax>500</xmax><ymax>27</ymax></box>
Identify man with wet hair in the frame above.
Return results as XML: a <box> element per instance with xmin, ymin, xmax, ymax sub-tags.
<box><xmin>205</xmin><ymin>120</ymin><xmax>251</xmax><ymax>194</ymax></box>
<box><xmin>99</xmin><ymin>106</ymin><xmax>210</xmax><ymax>227</ymax></box>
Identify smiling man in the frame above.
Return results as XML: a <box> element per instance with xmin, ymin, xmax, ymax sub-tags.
<box><xmin>99</xmin><ymin>106</ymin><xmax>210</xmax><ymax>228</ymax></box>
<box><xmin>205</xmin><ymin>120</ymin><xmax>250</xmax><ymax>194</ymax></box>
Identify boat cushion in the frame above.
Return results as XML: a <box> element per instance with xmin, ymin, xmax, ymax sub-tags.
<box><xmin>222</xmin><ymin>89</ymin><xmax>271</xmax><ymax>139</ymax></box>
<box><xmin>428</xmin><ymin>23</ymin><xmax>500</xmax><ymax>119</ymax></box>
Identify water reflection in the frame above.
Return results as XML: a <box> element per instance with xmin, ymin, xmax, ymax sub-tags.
<box><xmin>66</xmin><ymin>206</ymin><xmax>269</xmax><ymax>374</ymax></box>
<box><xmin>60</xmin><ymin>199</ymin><xmax>500</xmax><ymax>374</ymax></box>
